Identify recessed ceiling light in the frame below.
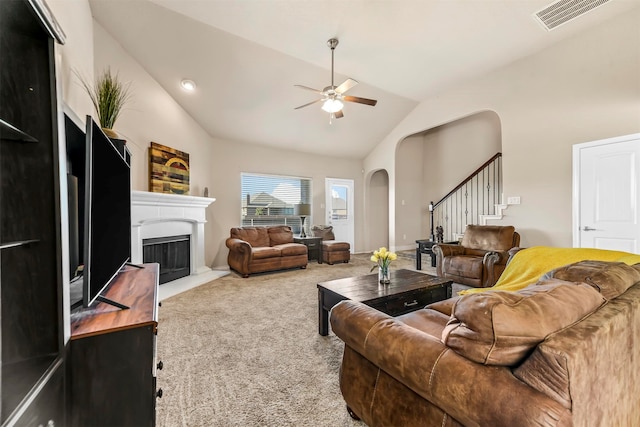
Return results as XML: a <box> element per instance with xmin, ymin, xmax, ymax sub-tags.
<box><xmin>180</xmin><ymin>79</ymin><xmax>196</xmax><ymax>91</ymax></box>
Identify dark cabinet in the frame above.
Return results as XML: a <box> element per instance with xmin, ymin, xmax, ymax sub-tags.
<box><xmin>0</xmin><ymin>0</ymin><xmax>66</xmax><ymax>425</ymax></box>
<box><xmin>69</xmin><ymin>264</ymin><xmax>160</xmax><ymax>427</ymax></box>
<box><xmin>13</xmin><ymin>360</ymin><xmax>65</xmax><ymax>427</ymax></box>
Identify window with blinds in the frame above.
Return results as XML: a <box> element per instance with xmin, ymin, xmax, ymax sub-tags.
<box><xmin>241</xmin><ymin>173</ymin><xmax>312</xmax><ymax>232</ymax></box>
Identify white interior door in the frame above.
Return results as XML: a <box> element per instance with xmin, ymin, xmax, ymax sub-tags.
<box><xmin>573</xmin><ymin>133</ymin><xmax>640</xmax><ymax>252</ymax></box>
<box><xmin>325</xmin><ymin>178</ymin><xmax>354</xmax><ymax>252</ymax></box>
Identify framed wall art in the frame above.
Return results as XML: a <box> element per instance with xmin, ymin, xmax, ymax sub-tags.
<box><xmin>149</xmin><ymin>142</ymin><xmax>190</xmax><ymax>194</ymax></box>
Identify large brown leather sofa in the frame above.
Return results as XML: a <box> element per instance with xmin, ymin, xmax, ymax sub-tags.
<box><xmin>330</xmin><ymin>259</ymin><xmax>640</xmax><ymax>426</ymax></box>
<box><xmin>226</xmin><ymin>226</ymin><xmax>308</xmax><ymax>277</ymax></box>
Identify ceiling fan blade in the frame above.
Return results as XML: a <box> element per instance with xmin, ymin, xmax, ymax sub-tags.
<box><xmin>335</xmin><ymin>78</ymin><xmax>358</xmax><ymax>94</ymax></box>
<box><xmin>294</xmin><ymin>99</ymin><xmax>322</xmax><ymax>110</ymax></box>
<box><xmin>334</xmin><ymin>110</ymin><xmax>344</xmax><ymax>119</ymax></box>
<box><xmin>343</xmin><ymin>95</ymin><xmax>378</xmax><ymax>107</ymax></box>
<box><xmin>294</xmin><ymin>84</ymin><xmax>324</xmax><ymax>94</ymax></box>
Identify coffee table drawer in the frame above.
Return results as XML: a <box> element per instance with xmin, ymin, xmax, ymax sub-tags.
<box><xmin>318</xmin><ymin>269</ymin><xmax>453</xmax><ymax>336</ymax></box>
<box><xmin>368</xmin><ymin>283</ymin><xmax>451</xmax><ymax>316</ymax></box>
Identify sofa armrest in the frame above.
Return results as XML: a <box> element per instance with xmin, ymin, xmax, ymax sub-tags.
<box><xmin>226</xmin><ymin>237</ymin><xmax>253</xmax><ymax>276</ymax></box>
<box><xmin>507</xmin><ymin>247</ymin><xmax>524</xmax><ymax>264</ymax></box>
<box><xmin>226</xmin><ymin>237</ymin><xmax>252</xmax><ymax>253</ymax></box>
<box><xmin>482</xmin><ymin>251</ymin><xmax>501</xmax><ymax>286</ymax></box>
<box><xmin>330</xmin><ymin>300</ymin><xmax>571</xmax><ymax>427</ymax></box>
<box><xmin>433</xmin><ymin>244</ymin><xmax>465</xmax><ymax>276</ymax></box>
<box><xmin>433</xmin><ymin>243</ymin><xmax>465</xmax><ymax>257</ymax></box>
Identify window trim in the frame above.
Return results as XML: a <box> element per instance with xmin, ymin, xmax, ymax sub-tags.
<box><xmin>240</xmin><ymin>172</ymin><xmax>312</xmax><ymax>233</ymax></box>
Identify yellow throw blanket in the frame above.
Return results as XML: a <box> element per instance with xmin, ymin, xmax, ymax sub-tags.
<box><xmin>459</xmin><ymin>246</ymin><xmax>640</xmax><ymax>295</ymax></box>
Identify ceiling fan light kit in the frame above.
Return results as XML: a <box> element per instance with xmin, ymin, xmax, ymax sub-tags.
<box><xmin>321</xmin><ymin>98</ymin><xmax>343</xmax><ymax>113</ymax></box>
<box><xmin>294</xmin><ymin>38</ymin><xmax>378</xmax><ymax>122</ymax></box>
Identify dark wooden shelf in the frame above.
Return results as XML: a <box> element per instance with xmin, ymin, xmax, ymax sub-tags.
<box><xmin>0</xmin><ymin>239</ymin><xmax>39</xmax><ymax>250</ymax></box>
<box><xmin>1</xmin><ymin>354</ymin><xmax>58</xmax><ymax>421</ymax></box>
<box><xmin>1</xmin><ymin>1</ymin><xmax>66</xmax><ymax>424</ymax></box>
<box><xmin>0</xmin><ymin>117</ymin><xmax>38</xmax><ymax>143</ymax></box>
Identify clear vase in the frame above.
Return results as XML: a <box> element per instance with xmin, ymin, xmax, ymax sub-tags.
<box><xmin>378</xmin><ymin>265</ymin><xmax>391</xmax><ymax>285</ymax></box>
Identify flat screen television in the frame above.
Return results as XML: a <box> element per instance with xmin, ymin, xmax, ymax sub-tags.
<box><xmin>82</xmin><ymin>116</ymin><xmax>132</xmax><ymax>308</ymax></box>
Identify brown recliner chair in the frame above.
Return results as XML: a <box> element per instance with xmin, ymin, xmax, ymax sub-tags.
<box><xmin>433</xmin><ymin>224</ymin><xmax>520</xmax><ymax>288</ymax></box>
<box><xmin>311</xmin><ymin>225</ymin><xmax>350</xmax><ymax>265</ymax></box>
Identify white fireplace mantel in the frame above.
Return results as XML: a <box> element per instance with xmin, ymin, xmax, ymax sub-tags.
<box><xmin>130</xmin><ymin>190</ymin><xmax>216</xmax><ymax>276</ymax></box>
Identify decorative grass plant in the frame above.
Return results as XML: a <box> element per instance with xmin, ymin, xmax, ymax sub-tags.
<box><xmin>77</xmin><ymin>67</ymin><xmax>132</xmax><ymax>134</ymax></box>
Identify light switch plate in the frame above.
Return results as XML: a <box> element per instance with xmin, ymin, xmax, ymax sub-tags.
<box><xmin>507</xmin><ymin>196</ymin><xmax>521</xmax><ymax>205</ymax></box>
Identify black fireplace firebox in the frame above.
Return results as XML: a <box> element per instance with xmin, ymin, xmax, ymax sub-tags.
<box><xmin>142</xmin><ymin>235</ymin><xmax>191</xmax><ymax>284</ymax></box>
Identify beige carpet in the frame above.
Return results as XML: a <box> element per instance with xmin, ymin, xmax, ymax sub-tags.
<box><xmin>156</xmin><ymin>252</ymin><xmax>434</xmax><ymax>426</ymax></box>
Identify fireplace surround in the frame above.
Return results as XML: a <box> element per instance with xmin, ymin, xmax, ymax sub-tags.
<box><xmin>131</xmin><ymin>190</ymin><xmax>225</xmax><ymax>298</ymax></box>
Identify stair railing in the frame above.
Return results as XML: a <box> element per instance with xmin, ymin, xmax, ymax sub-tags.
<box><xmin>429</xmin><ymin>153</ymin><xmax>502</xmax><ymax>242</ymax></box>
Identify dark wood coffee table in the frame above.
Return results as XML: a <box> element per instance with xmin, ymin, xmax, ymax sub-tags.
<box><xmin>317</xmin><ymin>269</ymin><xmax>453</xmax><ymax>336</ymax></box>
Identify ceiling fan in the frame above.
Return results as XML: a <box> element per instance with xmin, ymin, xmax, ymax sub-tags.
<box><xmin>294</xmin><ymin>38</ymin><xmax>377</xmax><ymax>122</ymax></box>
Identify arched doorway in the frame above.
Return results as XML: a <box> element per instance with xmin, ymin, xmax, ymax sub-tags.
<box><xmin>367</xmin><ymin>169</ymin><xmax>389</xmax><ymax>250</ymax></box>
<box><xmin>395</xmin><ymin>111</ymin><xmax>502</xmax><ymax>247</ymax></box>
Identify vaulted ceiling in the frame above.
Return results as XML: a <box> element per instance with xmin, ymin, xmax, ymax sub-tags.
<box><xmin>88</xmin><ymin>0</ymin><xmax>638</xmax><ymax>159</ymax></box>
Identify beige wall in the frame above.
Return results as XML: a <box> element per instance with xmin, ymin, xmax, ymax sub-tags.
<box><xmin>366</xmin><ymin>9</ymin><xmax>640</xmax><ymax>250</ymax></box>
<box><xmin>206</xmin><ymin>139</ymin><xmax>364</xmax><ymax>266</ymax></box>
<box><xmin>422</xmin><ymin>111</ymin><xmax>502</xmax><ymax>204</ymax></box>
<box><xmin>93</xmin><ymin>22</ymin><xmax>215</xmax><ymax>196</ymax></box>
<box><xmin>47</xmin><ymin>1</ymin><xmax>640</xmax><ymax>266</ymax></box>
<box><xmin>53</xmin><ymin>8</ymin><xmax>364</xmax><ymax>269</ymax></box>
<box><xmin>93</xmin><ymin>22</ymin><xmax>364</xmax><ymax>268</ymax></box>
<box><xmin>394</xmin><ymin>135</ymin><xmax>424</xmax><ymax>250</ymax></box>
<box><xmin>367</xmin><ymin>169</ymin><xmax>389</xmax><ymax>251</ymax></box>
<box><xmin>392</xmin><ymin>111</ymin><xmax>500</xmax><ymax>250</ymax></box>
<box><xmin>48</xmin><ymin>0</ymin><xmax>94</xmax><ymax>119</ymax></box>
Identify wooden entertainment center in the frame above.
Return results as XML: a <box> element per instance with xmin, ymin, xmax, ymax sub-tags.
<box><xmin>69</xmin><ymin>263</ymin><xmax>160</xmax><ymax>427</ymax></box>
<box><xmin>1</xmin><ymin>0</ymin><xmax>66</xmax><ymax>424</ymax></box>
<box><xmin>1</xmin><ymin>1</ymin><xmax>163</xmax><ymax>424</ymax></box>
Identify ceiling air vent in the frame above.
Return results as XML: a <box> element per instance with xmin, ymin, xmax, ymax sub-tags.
<box><xmin>534</xmin><ymin>0</ymin><xmax>612</xmax><ymax>31</ymax></box>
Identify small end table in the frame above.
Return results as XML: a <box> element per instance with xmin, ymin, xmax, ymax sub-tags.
<box><xmin>294</xmin><ymin>236</ymin><xmax>323</xmax><ymax>264</ymax></box>
<box><xmin>415</xmin><ymin>239</ymin><xmax>458</xmax><ymax>269</ymax></box>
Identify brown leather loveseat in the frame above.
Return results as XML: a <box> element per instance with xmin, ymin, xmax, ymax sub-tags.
<box><xmin>330</xmin><ymin>259</ymin><xmax>640</xmax><ymax>426</ymax></box>
<box><xmin>226</xmin><ymin>225</ymin><xmax>308</xmax><ymax>277</ymax></box>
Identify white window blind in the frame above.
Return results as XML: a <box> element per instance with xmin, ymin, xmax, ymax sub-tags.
<box><xmin>241</xmin><ymin>173</ymin><xmax>312</xmax><ymax>232</ymax></box>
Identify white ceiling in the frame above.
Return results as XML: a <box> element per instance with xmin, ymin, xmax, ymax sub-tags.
<box><xmin>88</xmin><ymin>0</ymin><xmax>639</xmax><ymax>159</ymax></box>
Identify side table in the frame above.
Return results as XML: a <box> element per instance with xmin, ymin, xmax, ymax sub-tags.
<box><xmin>294</xmin><ymin>236</ymin><xmax>323</xmax><ymax>264</ymax></box>
<box><xmin>415</xmin><ymin>239</ymin><xmax>458</xmax><ymax>269</ymax></box>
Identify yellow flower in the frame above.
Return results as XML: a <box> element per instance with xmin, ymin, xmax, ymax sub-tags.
<box><xmin>370</xmin><ymin>246</ymin><xmax>397</xmax><ymax>272</ymax></box>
